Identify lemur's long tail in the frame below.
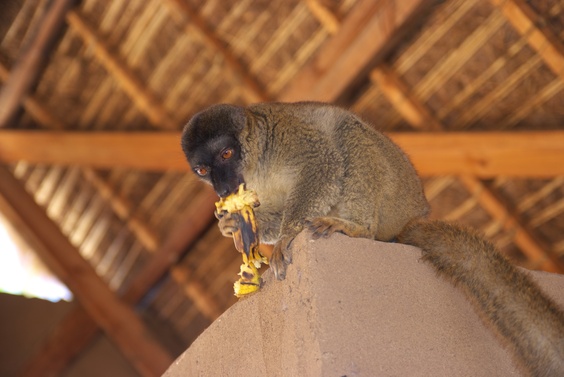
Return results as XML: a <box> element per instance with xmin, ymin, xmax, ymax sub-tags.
<box><xmin>398</xmin><ymin>220</ymin><xmax>564</xmax><ymax>377</ymax></box>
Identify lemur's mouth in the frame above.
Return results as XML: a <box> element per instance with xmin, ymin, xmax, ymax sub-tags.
<box><xmin>216</xmin><ymin>175</ymin><xmax>246</xmax><ymax>198</ymax></box>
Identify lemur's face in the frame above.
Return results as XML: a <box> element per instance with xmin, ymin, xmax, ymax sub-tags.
<box><xmin>182</xmin><ymin>105</ymin><xmax>246</xmax><ymax>198</ymax></box>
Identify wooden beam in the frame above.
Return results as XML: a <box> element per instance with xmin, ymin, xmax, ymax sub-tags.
<box><xmin>2</xmin><ymin>42</ymin><xmax>222</xmax><ymax>372</ymax></box>
<box><xmin>2</xmin><ymin>64</ymin><xmax>221</xmax><ymax>374</ymax></box>
<box><xmin>3</xmin><ymin>57</ymin><xmax>215</xmax><ymax>305</ymax></box>
<box><xmin>0</xmin><ymin>60</ymin><xmax>68</xmax><ymax>131</ymax></box>
<box><xmin>370</xmin><ymin>66</ymin><xmax>442</xmax><ymax>131</ymax></box>
<box><xmin>20</xmin><ymin>305</ymin><xmax>99</xmax><ymax>377</ymax></box>
<box><xmin>65</xmin><ymin>10</ymin><xmax>177</xmax><ymax>129</ymax></box>
<box><xmin>81</xmin><ymin>169</ymin><xmax>160</xmax><ymax>252</ymax></box>
<box><xmin>392</xmin><ymin>131</ymin><xmax>564</xmax><ymax>178</ymax></box>
<box><xmin>279</xmin><ymin>0</ymin><xmax>436</xmax><ymax>103</ymax></box>
<box><xmin>19</xmin><ymin>186</ymin><xmax>217</xmax><ymax>377</ymax></box>
<box><xmin>459</xmin><ymin>175</ymin><xmax>563</xmax><ymax>273</ymax></box>
<box><xmin>121</xmin><ymin>187</ymin><xmax>221</xmax><ymax>318</ymax></box>
<box><xmin>163</xmin><ymin>0</ymin><xmax>269</xmax><ymax>103</ymax></box>
<box><xmin>0</xmin><ymin>0</ymin><xmax>77</xmax><ymax>127</ymax></box>
<box><xmin>0</xmin><ymin>131</ymin><xmax>187</xmax><ymax>171</ymax></box>
<box><xmin>371</xmin><ymin>65</ymin><xmax>563</xmax><ymax>273</ymax></box>
<box><xmin>305</xmin><ymin>0</ymin><xmax>341</xmax><ymax>35</ymax></box>
<box><xmin>20</xmin><ymin>188</ymin><xmax>218</xmax><ymax>377</ymax></box>
<box><xmin>490</xmin><ymin>0</ymin><xmax>564</xmax><ymax>81</ymax></box>
<box><xmin>0</xmin><ymin>167</ymin><xmax>173</xmax><ymax>377</ymax></box>
<box><xmin>1</xmin><ymin>59</ymin><xmax>159</xmax><ymax>252</ymax></box>
<box><xmin>1</xmin><ymin>129</ymin><xmax>564</xmax><ymax>178</ymax></box>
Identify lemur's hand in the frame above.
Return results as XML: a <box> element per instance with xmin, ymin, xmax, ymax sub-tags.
<box><xmin>270</xmin><ymin>235</ymin><xmax>294</xmax><ymax>280</ymax></box>
<box><xmin>216</xmin><ymin>211</ymin><xmax>240</xmax><ymax>238</ymax></box>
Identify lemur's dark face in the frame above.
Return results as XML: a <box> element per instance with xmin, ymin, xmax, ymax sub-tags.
<box><xmin>182</xmin><ymin>104</ymin><xmax>246</xmax><ymax>198</ymax></box>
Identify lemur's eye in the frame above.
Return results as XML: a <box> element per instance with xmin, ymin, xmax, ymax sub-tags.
<box><xmin>221</xmin><ymin>148</ymin><xmax>234</xmax><ymax>160</ymax></box>
<box><xmin>194</xmin><ymin>166</ymin><xmax>208</xmax><ymax>176</ymax></box>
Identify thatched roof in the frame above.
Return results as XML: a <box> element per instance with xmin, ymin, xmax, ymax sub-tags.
<box><xmin>0</xmin><ymin>0</ymin><xmax>563</xmax><ymax>375</ymax></box>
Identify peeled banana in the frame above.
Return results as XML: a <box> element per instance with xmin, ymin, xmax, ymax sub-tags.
<box><xmin>232</xmin><ymin>255</ymin><xmax>262</xmax><ymax>297</ymax></box>
<box><xmin>215</xmin><ymin>184</ymin><xmax>268</xmax><ymax>297</ymax></box>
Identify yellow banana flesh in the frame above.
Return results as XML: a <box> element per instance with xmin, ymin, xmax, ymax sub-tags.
<box><xmin>233</xmin><ymin>254</ymin><xmax>262</xmax><ymax>297</ymax></box>
<box><xmin>215</xmin><ymin>184</ymin><xmax>268</xmax><ymax>297</ymax></box>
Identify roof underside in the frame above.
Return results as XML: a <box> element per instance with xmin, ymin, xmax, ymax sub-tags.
<box><xmin>0</xmin><ymin>0</ymin><xmax>563</xmax><ymax>375</ymax></box>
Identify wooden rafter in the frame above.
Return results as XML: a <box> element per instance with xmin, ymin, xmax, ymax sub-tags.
<box><xmin>62</xmin><ymin>4</ymin><xmax>228</xmax><ymax>319</ymax></box>
<box><xmin>7</xmin><ymin>1</ymin><xmax>564</xmax><ymax>374</ymax></box>
<box><xmin>0</xmin><ymin>62</ymin><xmax>66</xmax><ymax>131</ymax></box>
<box><xmin>20</xmin><ymin>188</ymin><xmax>218</xmax><ymax>377</ymax></box>
<box><xmin>0</xmin><ymin>130</ymin><xmax>186</xmax><ymax>170</ymax></box>
<box><xmin>0</xmin><ymin>0</ymin><xmax>77</xmax><ymax>127</ymax></box>
<box><xmin>371</xmin><ymin>64</ymin><xmax>563</xmax><ymax>273</ymax></box>
<box><xmin>20</xmin><ymin>305</ymin><xmax>100</xmax><ymax>377</ymax></box>
<box><xmin>458</xmin><ymin>175</ymin><xmax>563</xmax><ymax>272</ymax></box>
<box><xmin>490</xmin><ymin>0</ymin><xmax>564</xmax><ymax>81</ymax></box>
<box><xmin>490</xmin><ymin>0</ymin><xmax>564</xmax><ymax>262</ymax></box>
<box><xmin>280</xmin><ymin>0</ymin><xmax>437</xmax><ymax>103</ymax></box>
<box><xmin>65</xmin><ymin>10</ymin><xmax>177</xmax><ymax>129</ymax></box>
<box><xmin>0</xmin><ymin>61</ymin><xmax>221</xmax><ymax>375</ymax></box>
<box><xmin>2</xmin><ymin>129</ymin><xmax>564</xmax><ymax>178</ymax></box>
<box><xmin>82</xmin><ymin>170</ymin><xmax>221</xmax><ymax>318</ymax></box>
<box><xmin>305</xmin><ymin>0</ymin><xmax>341</xmax><ymax>35</ymax></box>
<box><xmin>21</xmin><ymin>187</ymin><xmax>219</xmax><ymax>377</ymax></box>
<box><xmin>121</xmin><ymin>187</ymin><xmax>220</xmax><ymax>318</ymax></box>
<box><xmin>81</xmin><ymin>169</ymin><xmax>160</xmax><ymax>251</ymax></box>
<box><xmin>0</xmin><ymin>167</ymin><xmax>173</xmax><ymax>377</ymax></box>
<box><xmin>163</xmin><ymin>0</ymin><xmax>269</xmax><ymax>102</ymax></box>
<box><xmin>370</xmin><ymin>67</ymin><xmax>442</xmax><ymax>131</ymax></box>
<box><xmin>12</xmin><ymin>2</ymin><xmax>462</xmax><ymax>370</ymax></box>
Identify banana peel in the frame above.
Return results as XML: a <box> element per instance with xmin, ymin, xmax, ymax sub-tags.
<box><xmin>233</xmin><ymin>254</ymin><xmax>262</xmax><ymax>297</ymax></box>
<box><xmin>215</xmin><ymin>184</ymin><xmax>268</xmax><ymax>297</ymax></box>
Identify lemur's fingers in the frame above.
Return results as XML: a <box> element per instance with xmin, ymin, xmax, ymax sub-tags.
<box><xmin>215</xmin><ymin>184</ymin><xmax>260</xmax><ymax>253</ymax></box>
<box><xmin>270</xmin><ymin>236</ymin><xmax>293</xmax><ymax>280</ymax></box>
<box><xmin>306</xmin><ymin>218</ymin><xmax>335</xmax><ymax>239</ymax></box>
<box><xmin>215</xmin><ymin>184</ymin><xmax>267</xmax><ymax>297</ymax></box>
<box><xmin>217</xmin><ymin>213</ymin><xmax>239</xmax><ymax>237</ymax></box>
<box><xmin>270</xmin><ymin>247</ymin><xmax>287</xmax><ymax>281</ymax></box>
<box><xmin>306</xmin><ymin>217</ymin><xmax>373</xmax><ymax>239</ymax></box>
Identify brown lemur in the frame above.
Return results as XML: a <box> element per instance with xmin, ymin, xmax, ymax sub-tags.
<box><xmin>181</xmin><ymin>101</ymin><xmax>564</xmax><ymax>376</ymax></box>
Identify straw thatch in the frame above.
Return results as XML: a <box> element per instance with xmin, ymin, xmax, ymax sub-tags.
<box><xmin>0</xmin><ymin>0</ymin><xmax>563</xmax><ymax>375</ymax></box>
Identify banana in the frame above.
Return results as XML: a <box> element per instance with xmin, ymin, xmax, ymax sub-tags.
<box><xmin>232</xmin><ymin>255</ymin><xmax>262</xmax><ymax>297</ymax></box>
<box><xmin>215</xmin><ymin>184</ymin><xmax>268</xmax><ymax>297</ymax></box>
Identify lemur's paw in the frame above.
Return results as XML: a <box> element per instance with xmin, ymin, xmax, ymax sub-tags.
<box><xmin>217</xmin><ymin>212</ymin><xmax>240</xmax><ymax>238</ymax></box>
<box><xmin>306</xmin><ymin>217</ymin><xmax>373</xmax><ymax>239</ymax></box>
<box><xmin>306</xmin><ymin>217</ymin><xmax>345</xmax><ymax>239</ymax></box>
<box><xmin>270</xmin><ymin>236</ymin><xmax>293</xmax><ymax>280</ymax></box>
